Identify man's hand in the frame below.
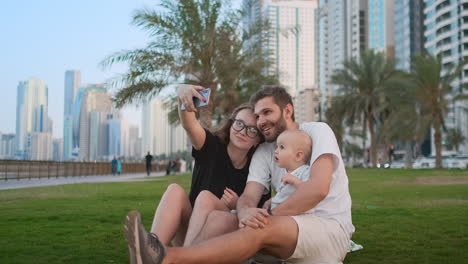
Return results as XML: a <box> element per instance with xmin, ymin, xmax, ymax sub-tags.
<box><xmin>177</xmin><ymin>84</ymin><xmax>206</xmax><ymax>112</ymax></box>
<box><xmin>221</xmin><ymin>188</ymin><xmax>239</xmax><ymax>210</ymax></box>
<box><xmin>238</xmin><ymin>208</ymin><xmax>270</xmax><ymax>229</ymax></box>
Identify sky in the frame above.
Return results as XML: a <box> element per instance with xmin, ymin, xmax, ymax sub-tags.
<box><xmin>0</xmin><ymin>0</ymin><xmax>162</xmax><ymax>137</ymax></box>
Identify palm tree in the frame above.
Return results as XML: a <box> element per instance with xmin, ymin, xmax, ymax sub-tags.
<box><xmin>101</xmin><ymin>0</ymin><xmax>276</xmax><ymax>128</ymax></box>
<box><xmin>378</xmin><ymin>79</ymin><xmax>426</xmax><ymax>167</ymax></box>
<box><xmin>407</xmin><ymin>52</ymin><xmax>468</xmax><ymax>168</ymax></box>
<box><xmin>331</xmin><ymin>50</ymin><xmax>402</xmax><ymax>167</ymax></box>
<box><xmin>446</xmin><ymin>128</ymin><xmax>466</xmax><ymax>153</ymax></box>
<box><xmin>325</xmin><ymin>96</ymin><xmax>347</xmax><ymax>150</ymax></box>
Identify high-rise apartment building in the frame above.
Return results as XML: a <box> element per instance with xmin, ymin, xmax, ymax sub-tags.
<box><xmin>317</xmin><ymin>0</ymin><xmax>367</xmax><ymax>103</ymax></box>
<box><xmin>53</xmin><ymin>138</ymin><xmax>64</xmax><ymax>161</ymax></box>
<box><xmin>294</xmin><ymin>88</ymin><xmax>321</xmax><ymax>123</ymax></box>
<box><xmin>244</xmin><ymin>0</ymin><xmax>319</xmax><ymax>123</ymax></box>
<box><xmin>72</xmin><ymin>87</ymin><xmax>86</xmax><ymax>157</ymax></box>
<box><xmin>0</xmin><ymin>133</ymin><xmax>16</xmax><ymax>159</ymax></box>
<box><xmin>28</xmin><ymin>132</ymin><xmax>53</xmax><ymax>160</ymax></box>
<box><xmin>15</xmin><ymin>78</ymin><xmax>52</xmax><ymax>159</ymax></box>
<box><xmin>78</xmin><ymin>85</ymin><xmax>112</xmax><ymax>161</ymax></box>
<box><xmin>394</xmin><ymin>0</ymin><xmax>424</xmax><ymax>70</ymax></box>
<box><xmin>63</xmin><ymin>70</ymin><xmax>81</xmax><ymax>160</ymax></box>
<box><xmin>347</xmin><ymin>0</ymin><xmax>368</xmax><ymax>60</ymax></box>
<box><xmin>424</xmin><ymin>0</ymin><xmax>468</xmax><ymax>154</ymax></box>
<box><xmin>244</xmin><ymin>0</ymin><xmax>318</xmax><ymax>96</ymax></box>
<box><xmin>128</xmin><ymin>125</ymin><xmax>142</xmax><ymax>158</ymax></box>
<box><xmin>368</xmin><ymin>0</ymin><xmax>394</xmax><ymax>56</ymax></box>
<box><xmin>107</xmin><ymin>111</ymin><xmax>130</xmax><ymax>159</ymax></box>
<box><xmin>142</xmin><ymin>97</ymin><xmax>188</xmax><ymax>157</ymax></box>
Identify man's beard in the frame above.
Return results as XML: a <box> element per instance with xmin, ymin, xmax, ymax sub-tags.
<box><xmin>265</xmin><ymin>115</ymin><xmax>287</xmax><ymax>143</ymax></box>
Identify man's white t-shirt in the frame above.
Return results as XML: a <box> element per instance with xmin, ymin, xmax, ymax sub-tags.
<box><xmin>247</xmin><ymin>122</ymin><xmax>355</xmax><ymax>238</ymax></box>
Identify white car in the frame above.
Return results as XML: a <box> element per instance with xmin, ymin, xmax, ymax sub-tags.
<box><xmin>447</xmin><ymin>156</ymin><xmax>468</xmax><ymax>169</ymax></box>
<box><xmin>413</xmin><ymin>157</ymin><xmax>435</xmax><ymax>168</ymax></box>
<box><xmin>413</xmin><ymin>156</ymin><xmax>450</xmax><ymax>168</ymax></box>
<box><xmin>389</xmin><ymin>161</ymin><xmax>406</xmax><ymax>168</ymax></box>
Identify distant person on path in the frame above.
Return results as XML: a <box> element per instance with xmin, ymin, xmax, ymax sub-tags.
<box><xmin>388</xmin><ymin>144</ymin><xmax>395</xmax><ymax>164</ymax></box>
<box><xmin>111</xmin><ymin>156</ymin><xmax>118</xmax><ymax>176</ymax></box>
<box><xmin>117</xmin><ymin>158</ymin><xmax>122</xmax><ymax>175</ymax></box>
<box><xmin>165</xmin><ymin>160</ymin><xmax>173</xmax><ymax>176</ymax></box>
<box><xmin>145</xmin><ymin>152</ymin><xmax>153</xmax><ymax>176</ymax></box>
<box><xmin>125</xmin><ymin>84</ymin><xmax>269</xmax><ymax>252</ymax></box>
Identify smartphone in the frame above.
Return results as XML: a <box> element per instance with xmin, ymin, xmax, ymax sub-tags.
<box><xmin>181</xmin><ymin>88</ymin><xmax>211</xmax><ymax>110</ymax></box>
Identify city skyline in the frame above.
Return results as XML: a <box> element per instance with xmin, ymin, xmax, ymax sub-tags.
<box><xmin>0</xmin><ymin>0</ymin><xmax>159</xmax><ymax>137</ymax></box>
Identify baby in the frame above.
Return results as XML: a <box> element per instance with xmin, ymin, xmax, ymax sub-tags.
<box><xmin>271</xmin><ymin>129</ymin><xmax>312</xmax><ymax>209</ymax></box>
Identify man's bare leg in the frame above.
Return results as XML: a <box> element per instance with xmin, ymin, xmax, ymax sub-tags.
<box><xmin>150</xmin><ymin>184</ymin><xmax>193</xmax><ymax>246</ymax></box>
<box><xmin>163</xmin><ymin>216</ymin><xmax>299</xmax><ymax>264</ymax></box>
<box><xmin>191</xmin><ymin>210</ymin><xmax>238</xmax><ymax>245</ymax></box>
<box><xmin>183</xmin><ymin>191</ymin><xmax>231</xmax><ymax>246</ymax></box>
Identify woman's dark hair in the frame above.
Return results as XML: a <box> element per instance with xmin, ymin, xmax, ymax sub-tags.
<box><xmin>213</xmin><ymin>103</ymin><xmax>265</xmax><ymax>159</ymax></box>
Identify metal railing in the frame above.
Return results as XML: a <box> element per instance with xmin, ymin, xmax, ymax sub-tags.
<box><xmin>0</xmin><ymin>160</ymin><xmax>166</xmax><ymax>181</ymax></box>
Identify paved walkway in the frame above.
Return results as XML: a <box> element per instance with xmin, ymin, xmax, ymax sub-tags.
<box><xmin>0</xmin><ymin>171</ymin><xmax>167</xmax><ymax>190</ymax></box>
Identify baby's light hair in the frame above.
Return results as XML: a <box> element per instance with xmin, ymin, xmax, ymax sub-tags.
<box><xmin>280</xmin><ymin>129</ymin><xmax>312</xmax><ymax>164</ymax></box>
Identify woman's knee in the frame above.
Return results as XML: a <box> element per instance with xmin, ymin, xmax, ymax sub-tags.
<box><xmin>202</xmin><ymin>210</ymin><xmax>239</xmax><ymax>235</ymax></box>
<box><xmin>164</xmin><ymin>184</ymin><xmax>188</xmax><ymax>200</ymax></box>
<box><xmin>207</xmin><ymin>210</ymin><xmax>237</xmax><ymax>225</ymax></box>
<box><xmin>194</xmin><ymin>190</ymin><xmax>219</xmax><ymax>209</ymax></box>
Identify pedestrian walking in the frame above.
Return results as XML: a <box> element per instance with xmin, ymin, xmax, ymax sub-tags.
<box><xmin>111</xmin><ymin>156</ymin><xmax>118</xmax><ymax>176</ymax></box>
<box><xmin>145</xmin><ymin>152</ymin><xmax>153</xmax><ymax>176</ymax></box>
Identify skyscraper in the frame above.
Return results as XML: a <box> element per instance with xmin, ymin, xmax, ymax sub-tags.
<box><xmin>347</xmin><ymin>0</ymin><xmax>368</xmax><ymax>60</ymax></box>
<box><xmin>394</xmin><ymin>0</ymin><xmax>423</xmax><ymax>70</ymax></box>
<box><xmin>63</xmin><ymin>70</ymin><xmax>81</xmax><ymax>160</ymax></box>
<box><xmin>141</xmin><ymin>97</ymin><xmax>188</xmax><ymax>157</ymax></box>
<box><xmin>0</xmin><ymin>133</ymin><xmax>16</xmax><ymax>159</ymax></box>
<box><xmin>368</xmin><ymin>0</ymin><xmax>394</xmax><ymax>56</ymax></box>
<box><xmin>128</xmin><ymin>125</ymin><xmax>142</xmax><ymax>158</ymax></box>
<box><xmin>318</xmin><ymin>0</ymin><xmax>347</xmax><ymax>100</ymax></box>
<box><xmin>107</xmin><ymin>111</ymin><xmax>130</xmax><ymax>159</ymax></box>
<box><xmin>424</xmin><ymin>0</ymin><xmax>468</xmax><ymax>154</ymax></box>
<box><xmin>78</xmin><ymin>84</ymin><xmax>112</xmax><ymax>161</ymax></box>
<box><xmin>29</xmin><ymin>132</ymin><xmax>53</xmax><ymax>160</ymax></box>
<box><xmin>53</xmin><ymin>138</ymin><xmax>64</xmax><ymax>161</ymax></box>
<box><xmin>15</xmin><ymin>78</ymin><xmax>51</xmax><ymax>159</ymax></box>
<box><xmin>317</xmin><ymin>0</ymin><xmax>367</xmax><ymax>103</ymax></box>
<box><xmin>244</xmin><ymin>0</ymin><xmax>318</xmax><ymax>97</ymax></box>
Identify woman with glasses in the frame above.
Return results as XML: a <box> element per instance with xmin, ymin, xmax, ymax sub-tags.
<box><xmin>143</xmin><ymin>85</ymin><xmax>269</xmax><ymax>249</ymax></box>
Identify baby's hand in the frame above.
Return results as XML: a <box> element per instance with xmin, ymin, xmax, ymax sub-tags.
<box><xmin>262</xmin><ymin>198</ymin><xmax>272</xmax><ymax>210</ymax></box>
<box><xmin>282</xmin><ymin>173</ymin><xmax>301</xmax><ymax>186</ymax></box>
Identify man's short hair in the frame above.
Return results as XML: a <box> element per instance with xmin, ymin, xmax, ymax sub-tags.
<box><xmin>249</xmin><ymin>85</ymin><xmax>295</xmax><ymax>121</ymax></box>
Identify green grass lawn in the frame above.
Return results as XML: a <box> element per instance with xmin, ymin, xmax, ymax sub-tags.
<box><xmin>1</xmin><ymin>169</ymin><xmax>467</xmax><ymax>264</ymax></box>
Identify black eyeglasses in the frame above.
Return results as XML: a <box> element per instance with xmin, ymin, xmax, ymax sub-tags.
<box><xmin>231</xmin><ymin>119</ymin><xmax>259</xmax><ymax>138</ymax></box>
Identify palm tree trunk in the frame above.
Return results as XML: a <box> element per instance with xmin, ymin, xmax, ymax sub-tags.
<box><xmin>434</xmin><ymin>126</ymin><xmax>443</xmax><ymax>169</ymax></box>
<box><xmin>199</xmin><ymin>83</ymin><xmax>216</xmax><ymax>129</ymax></box>
<box><xmin>404</xmin><ymin>140</ymin><xmax>413</xmax><ymax>168</ymax></box>
<box><xmin>368</xmin><ymin>112</ymin><xmax>377</xmax><ymax>167</ymax></box>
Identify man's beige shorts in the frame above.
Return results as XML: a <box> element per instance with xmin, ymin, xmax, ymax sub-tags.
<box><xmin>287</xmin><ymin>214</ymin><xmax>349</xmax><ymax>264</ymax></box>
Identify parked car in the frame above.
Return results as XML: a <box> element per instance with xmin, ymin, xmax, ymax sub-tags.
<box><xmin>413</xmin><ymin>156</ymin><xmax>450</xmax><ymax>168</ymax></box>
<box><xmin>447</xmin><ymin>156</ymin><xmax>468</xmax><ymax>169</ymax></box>
<box><xmin>413</xmin><ymin>156</ymin><xmax>434</xmax><ymax>168</ymax></box>
<box><xmin>389</xmin><ymin>160</ymin><xmax>406</xmax><ymax>168</ymax></box>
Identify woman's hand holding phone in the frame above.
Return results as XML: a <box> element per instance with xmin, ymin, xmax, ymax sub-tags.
<box><xmin>177</xmin><ymin>84</ymin><xmax>210</xmax><ymax>112</ymax></box>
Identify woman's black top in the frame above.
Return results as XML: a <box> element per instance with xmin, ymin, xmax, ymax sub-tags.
<box><xmin>189</xmin><ymin>129</ymin><xmax>270</xmax><ymax>207</ymax></box>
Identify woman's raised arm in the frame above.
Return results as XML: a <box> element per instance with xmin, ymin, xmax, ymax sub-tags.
<box><xmin>177</xmin><ymin>84</ymin><xmax>207</xmax><ymax>150</ymax></box>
